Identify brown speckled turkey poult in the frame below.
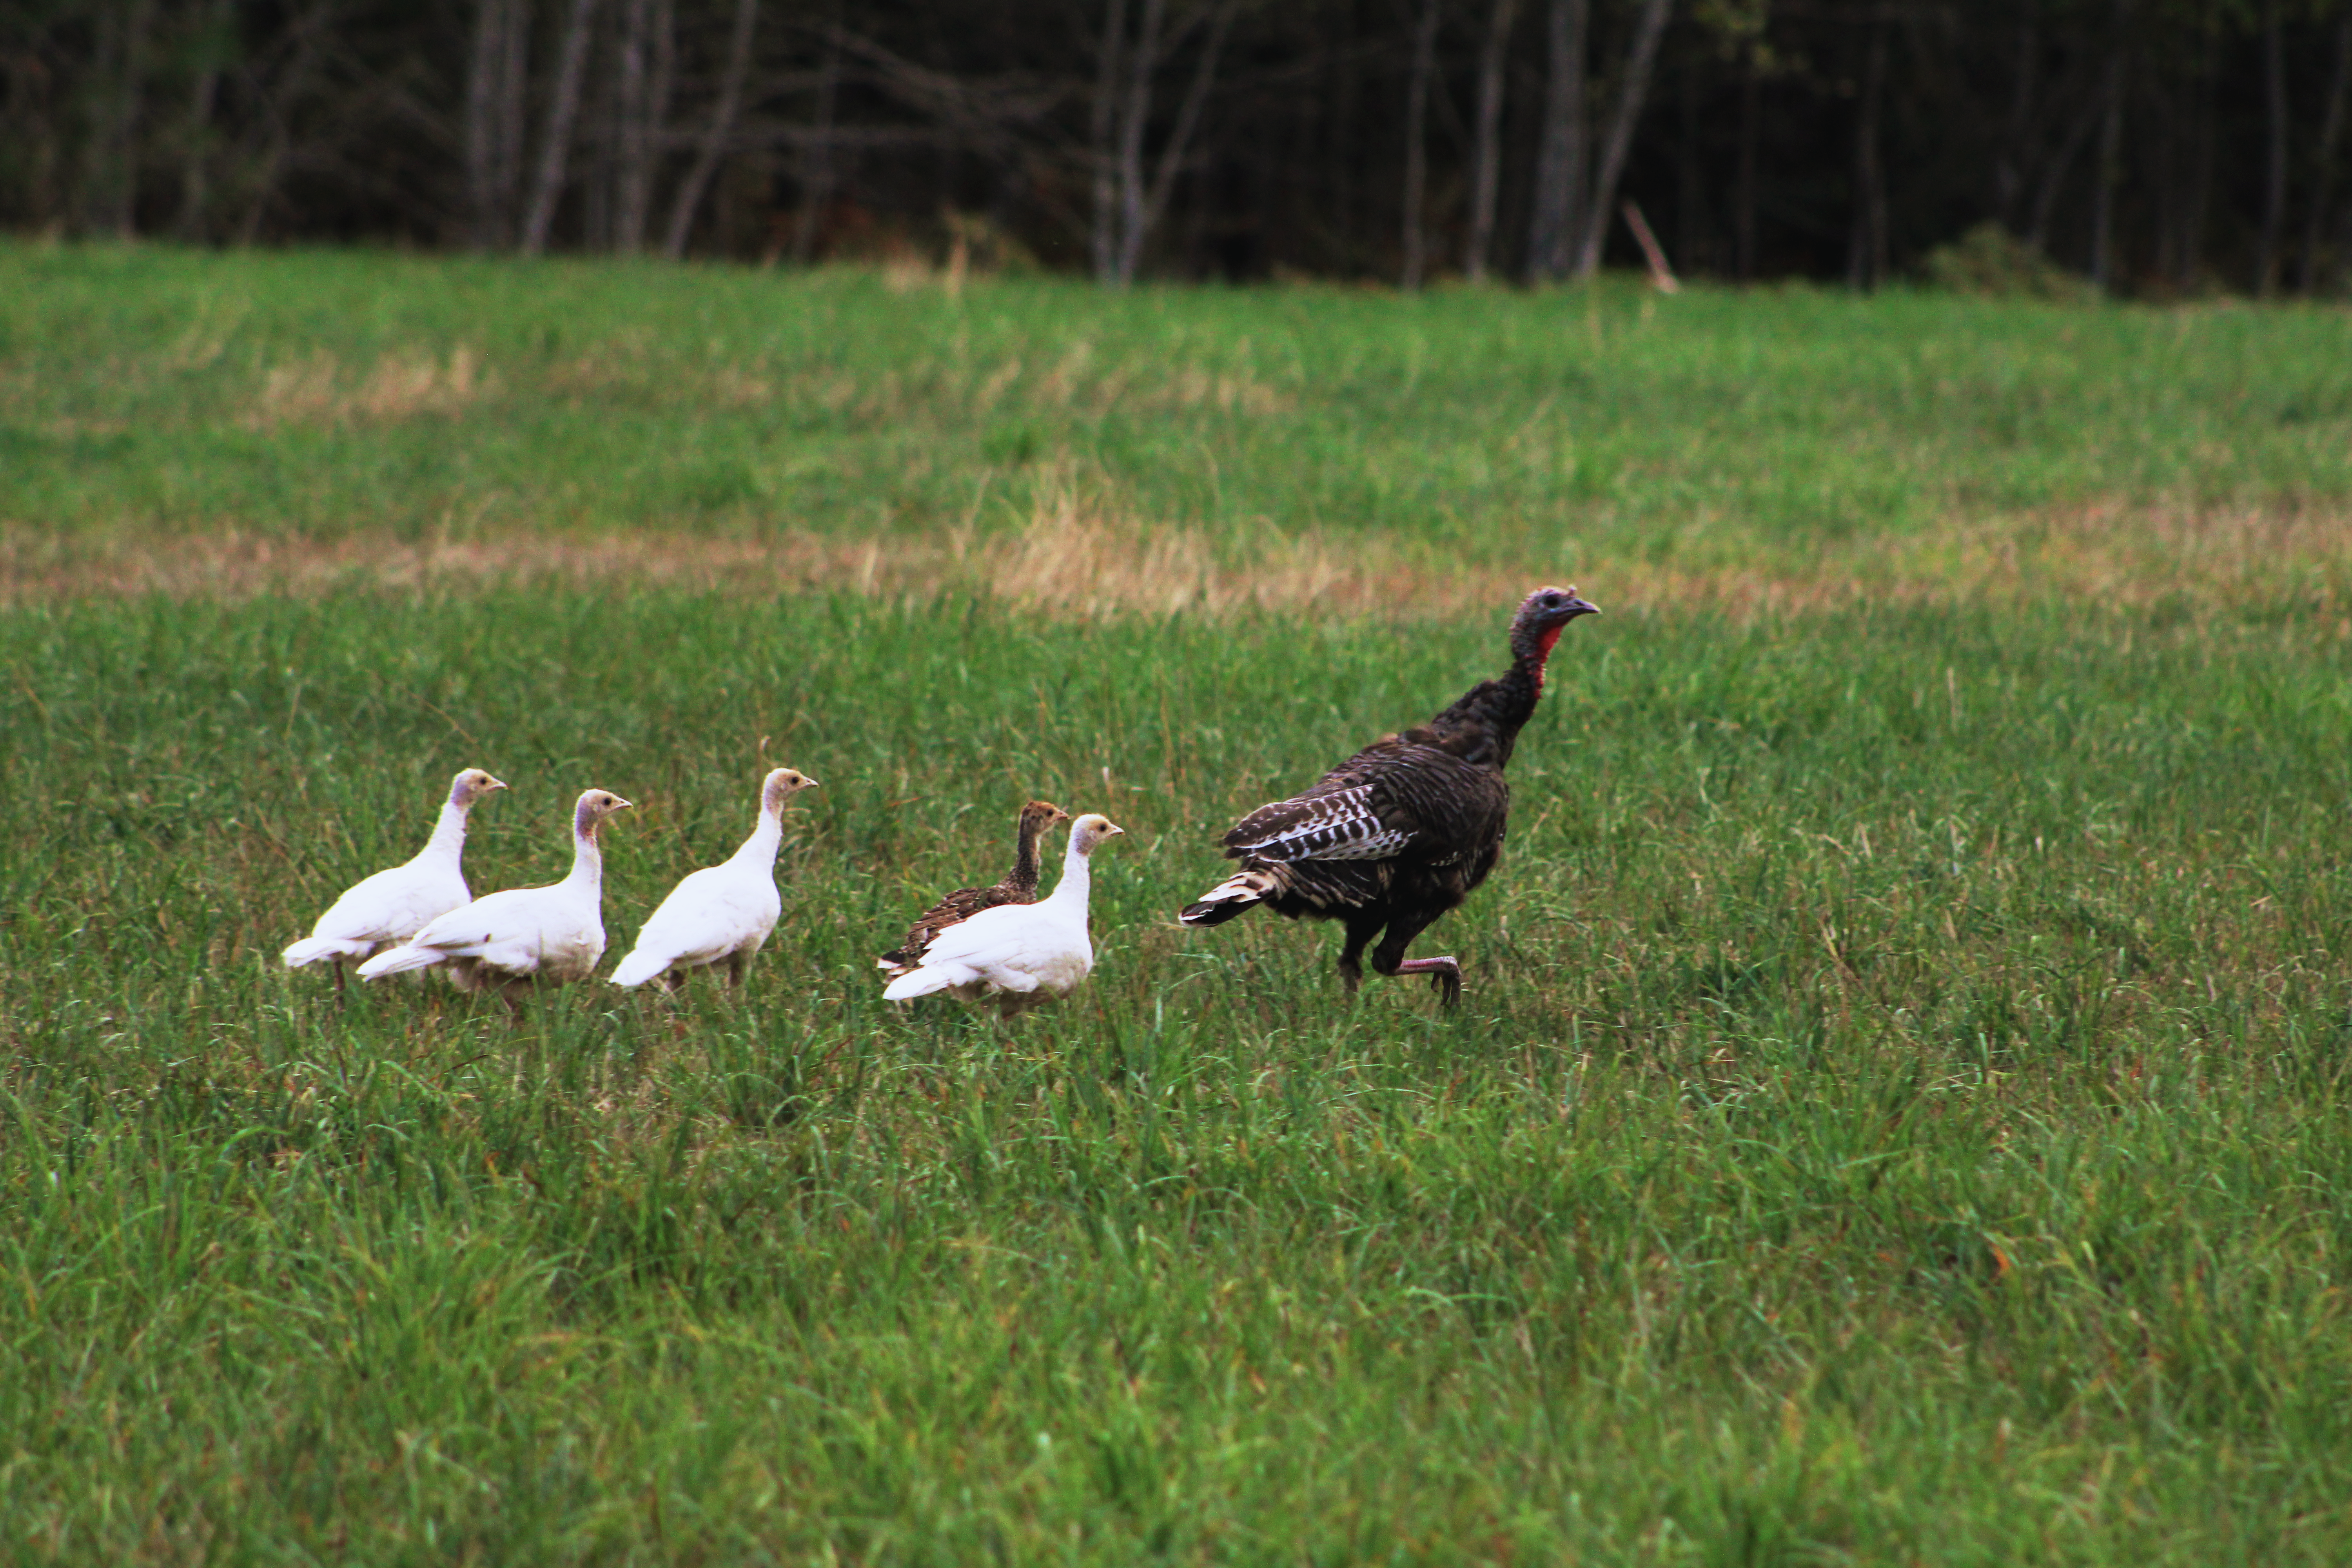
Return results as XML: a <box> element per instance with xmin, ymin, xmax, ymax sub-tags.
<box><xmin>877</xmin><ymin>800</ymin><xmax>1070</xmax><ymax>979</ymax></box>
<box><xmin>1180</xmin><ymin>586</ymin><xmax>1598</xmax><ymax>1005</ymax></box>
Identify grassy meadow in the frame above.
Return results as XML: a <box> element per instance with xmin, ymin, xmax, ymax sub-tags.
<box><xmin>5</xmin><ymin>245</ymin><xmax>2352</xmax><ymax>1562</ymax></box>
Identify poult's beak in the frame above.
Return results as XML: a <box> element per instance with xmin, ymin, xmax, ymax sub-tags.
<box><xmin>486</xmin><ymin>776</ymin><xmax>510</xmax><ymax>791</ymax></box>
<box><xmin>1104</xmin><ymin>822</ymin><xmax>1125</xmax><ymax>837</ymax></box>
<box><xmin>800</xmin><ymin>777</ymin><xmax>820</xmax><ymax>790</ymax></box>
<box><xmin>613</xmin><ymin>798</ymin><xmax>635</xmax><ymax>811</ymax></box>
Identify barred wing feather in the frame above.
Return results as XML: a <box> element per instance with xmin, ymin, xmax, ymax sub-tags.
<box><xmin>1226</xmin><ymin>784</ymin><xmax>1414</xmax><ymax>863</ymax></box>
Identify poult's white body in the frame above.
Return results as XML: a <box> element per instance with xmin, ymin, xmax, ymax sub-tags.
<box><xmin>283</xmin><ymin>769</ymin><xmax>506</xmax><ymax>972</ymax></box>
<box><xmin>611</xmin><ymin>768</ymin><xmax>818</xmax><ymax>990</ymax></box>
<box><xmin>356</xmin><ymin>789</ymin><xmax>631</xmax><ymax>998</ymax></box>
<box><xmin>881</xmin><ymin>814</ymin><xmax>1123</xmax><ymax>1017</ymax></box>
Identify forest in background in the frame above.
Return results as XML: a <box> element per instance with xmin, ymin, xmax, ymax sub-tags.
<box><xmin>3</xmin><ymin>0</ymin><xmax>2350</xmax><ymax>294</ymax></box>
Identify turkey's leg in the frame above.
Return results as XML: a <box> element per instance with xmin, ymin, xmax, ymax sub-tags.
<box><xmin>1336</xmin><ymin>916</ymin><xmax>1385</xmax><ymax>997</ymax></box>
<box><xmin>1371</xmin><ymin>909</ymin><xmax>1461</xmax><ymax>1007</ymax></box>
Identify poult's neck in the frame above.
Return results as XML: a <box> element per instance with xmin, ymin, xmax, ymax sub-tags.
<box><xmin>419</xmin><ymin>797</ymin><xmax>471</xmax><ymax>862</ymax></box>
<box><xmin>566</xmin><ymin>825</ymin><xmax>604</xmax><ymax>888</ymax></box>
<box><xmin>1007</xmin><ymin>820</ymin><xmax>1046</xmax><ymax>893</ymax></box>
<box><xmin>1042</xmin><ymin>838</ymin><xmax>1093</xmax><ymax>908</ymax></box>
<box><xmin>733</xmin><ymin>805</ymin><xmax>784</xmax><ymax>865</ymax></box>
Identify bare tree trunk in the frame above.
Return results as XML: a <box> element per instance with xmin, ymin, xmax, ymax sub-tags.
<box><xmin>521</xmin><ymin>0</ymin><xmax>601</xmax><ymax>255</ymax></box>
<box><xmin>176</xmin><ymin>0</ymin><xmax>232</xmax><ymax>239</ymax></box>
<box><xmin>107</xmin><ymin>0</ymin><xmax>156</xmax><ymax>237</ymax></box>
<box><xmin>498</xmin><ymin>0</ymin><xmax>531</xmax><ymax>239</ymax></box>
<box><xmin>2303</xmin><ymin>13</ymin><xmax>2352</xmax><ymax>294</ymax></box>
<box><xmin>792</xmin><ymin>20</ymin><xmax>840</xmax><ymax>263</ymax></box>
<box><xmin>1090</xmin><ymin>0</ymin><xmax>1129</xmax><ymax>283</ymax></box>
<box><xmin>1675</xmin><ymin>48</ymin><xmax>1702</xmax><ymax>268</ymax></box>
<box><xmin>2256</xmin><ymin>0</ymin><xmax>2288</xmax><ymax>294</ymax></box>
<box><xmin>1526</xmin><ymin>0</ymin><xmax>1585</xmax><ymax>279</ymax></box>
<box><xmin>2088</xmin><ymin>0</ymin><xmax>2128</xmax><ymax>293</ymax></box>
<box><xmin>1573</xmin><ymin>0</ymin><xmax>1671</xmax><ymax>277</ymax></box>
<box><xmin>1112</xmin><ymin>0</ymin><xmax>1236</xmax><ymax>286</ymax></box>
<box><xmin>1995</xmin><ymin>0</ymin><xmax>2037</xmax><ymax>229</ymax></box>
<box><xmin>1846</xmin><ymin>9</ymin><xmax>1888</xmax><ymax>290</ymax></box>
<box><xmin>1114</xmin><ymin>0</ymin><xmax>1167</xmax><ymax>285</ymax></box>
<box><xmin>612</xmin><ymin>0</ymin><xmax>652</xmax><ymax>252</ymax></box>
<box><xmin>1463</xmin><ymin>0</ymin><xmax>1517</xmax><ymax>280</ymax></box>
<box><xmin>1733</xmin><ymin>49</ymin><xmax>1759</xmax><ymax>279</ymax></box>
<box><xmin>2177</xmin><ymin>47</ymin><xmax>2214</xmax><ymax>291</ymax></box>
<box><xmin>466</xmin><ymin>0</ymin><xmax>505</xmax><ymax>248</ymax></box>
<box><xmin>1139</xmin><ymin>0</ymin><xmax>1238</xmax><ymax>281</ymax></box>
<box><xmin>237</xmin><ymin>0</ymin><xmax>334</xmax><ymax>245</ymax></box>
<box><xmin>662</xmin><ymin>0</ymin><xmax>757</xmax><ymax>259</ymax></box>
<box><xmin>1400</xmin><ymin>0</ymin><xmax>1442</xmax><ymax>289</ymax></box>
<box><xmin>2027</xmin><ymin>88</ymin><xmax>2102</xmax><ymax>251</ymax></box>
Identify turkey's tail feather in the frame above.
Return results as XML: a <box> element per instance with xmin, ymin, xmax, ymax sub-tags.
<box><xmin>609</xmin><ymin>947</ymin><xmax>672</xmax><ymax>989</ymax></box>
<box><xmin>882</xmin><ymin>962</ymin><xmax>979</xmax><ymax>1002</ymax></box>
<box><xmin>284</xmin><ymin>935</ymin><xmax>370</xmax><ymax>968</ymax></box>
<box><xmin>356</xmin><ymin>944</ymin><xmax>444</xmax><ymax>982</ymax></box>
<box><xmin>1180</xmin><ymin>868</ymin><xmax>1274</xmax><ymax>927</ymax></box>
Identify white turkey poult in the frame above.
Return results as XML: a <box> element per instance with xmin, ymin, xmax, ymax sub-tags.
<box><xmin>282</xmin><ymin>767</ymin><xmax>508</xmax><ymax>989</ymax></box>
<box><xmin>610</xmin><ymin>767</ymin><xmax>819</xmax><ymax>991</ymax></box>
<box><xmin>356</xmin><ymin>788</ymin><xmax>633</xmax><ymax>1002</ymax></box>
<box><xmin>880</xmin><ymin>813</ymin><xmax>1123</xmax><ymax>1017</ymax></box>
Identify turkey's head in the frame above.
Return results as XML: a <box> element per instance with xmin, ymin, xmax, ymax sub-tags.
<box><xmin>761</xmin><ymin>768</ymin><xmax>820</xmax><ymax>815</ymax></box>
<box><xmin>1071</xmin><ymin>814</ymin><xmax>1125</xmax><ymax>855</ymax></box>
<box><xmin>573</xmin><ymin>789</ymin><xmax>634</xmax><ymax>842</ymax></box>
<box><xmin>451</xmin><ymin>768</ymin><xmax>509</xmax><ymax>808</ymax></box>
<box><xmin>1020</xmin><ymin>800</ymin><xmax>1073</xmax><ymax>835</ymax></box>
<box><xmin>1510</xmin><ymin>585</ymin><xmax>1600</xmax><ymax>673</ymax></box>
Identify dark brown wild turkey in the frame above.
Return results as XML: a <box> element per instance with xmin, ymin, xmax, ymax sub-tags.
<box><xmin>877</xmin><ymin>800</ymin><xmax>1071</xmax><ymax>978</ymax></box>
<box><xmin>1179</xmin><ymin>586</ymin><xmax>1599</xmax><ymax>1004</ymax></box>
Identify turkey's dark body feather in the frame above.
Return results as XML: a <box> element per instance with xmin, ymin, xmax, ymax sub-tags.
<box><xmin>1216</xmin><ymin>739</ymin><xmax>1507</xmax><ymax>920</ymax></box>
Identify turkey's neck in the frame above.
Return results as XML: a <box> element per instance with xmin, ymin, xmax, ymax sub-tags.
<box><xmin>733</xmin><ymin>808</ymin><xmax>784</xmax><ymax>867</ymax></box>
<box><xmin>1005</xmin><ymin>819</ymin><xmax>1046</xmax><ymax>896</ymax></box>
<box><xmin>1042</xmin><ymin>837</ymin><xmax>1093</xmax><ymax>911</ymax></box>
<box><xmin>566</xmin><ymin>819</ymin><xmax>604</xmax><ymax>889</ymax></box>
<box><xmin>1423</xmin><ymin>642</ymin><xmax>1552</xmax><ymax>770</ymax></box>
<box><xmin>419</xmin><ymin>799</ymin><xmax>471</xmax><ymax>863</ymax></box>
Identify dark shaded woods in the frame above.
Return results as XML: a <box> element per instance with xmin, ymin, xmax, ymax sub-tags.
<box><xmin>5</xmin><ymin>0</ymin><xmax>2349</xmax><ymax>294</ymax></box>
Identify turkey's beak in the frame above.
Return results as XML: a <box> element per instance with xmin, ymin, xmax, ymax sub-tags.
<box><xmin>613</xmin><ymin>798</ymin><xmax>635</xmax><ymax>812</ymax></box>
<box><xmin>1563</xmin><ymin>593</ymin><xmax>1600</xmax><ymax>618</ymax></box>
<box><xmin>1104</xmin><ymin>822</ymin><xmax>1125</xmax><ymax>837</ymax></box>
<box><xmin>486</xmin><ymin>776</ymin><xmax>510</xmax><ymax>792</ymax></box>
<box><xmin>801</xmin><ymin>777</ymin><xmax>821</xmax><ymax>790</ymax></box>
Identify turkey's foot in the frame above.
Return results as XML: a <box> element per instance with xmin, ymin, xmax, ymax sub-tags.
<box><xmin>1394</xmin><ymin>956</ymin><xmax>1462</xmax><ymax>1007</ymax></box>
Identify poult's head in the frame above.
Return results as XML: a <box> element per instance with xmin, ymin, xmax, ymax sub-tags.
<box><xmin>573</xmin><ymin>788</ymin><xmax>633</xmax><ymax>839</ymax></box>
<box><xmin>1070</xmin><ymin>814</ymin><xmax>1125</xmax><ymax>854</ymax></box>
<box><xmin>1020</xmin><ymin>800</ymin><xmax>1073</xmax><ymax>833</ymax></box>
<box><xmin>762</xmin><ymin>768</ymin><xmax>819</xmax><ymax>814</ymax></box>
<box><xmin>451</xmin><ymin>768</ymin><xmax>509</xmax><ymax>808</ymax></box>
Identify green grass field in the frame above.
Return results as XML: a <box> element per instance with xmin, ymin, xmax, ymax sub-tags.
<box><xmin>6</xmin><ymin>246</ymin><xmax>2352</xmax><ymax>1563</ymax></box>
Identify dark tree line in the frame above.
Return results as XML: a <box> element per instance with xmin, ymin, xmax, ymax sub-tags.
<box><xmin>4</xmin><ymin>0</ymin><xmax>2350</xmax><ymax>292</ymax></box>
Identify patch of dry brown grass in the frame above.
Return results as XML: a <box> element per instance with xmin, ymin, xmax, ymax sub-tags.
<box><xmin>243</xmin><ymin>347</ymin><xmax>486</xmax><ymax>430</ymax></box>
<box><xmin>4</xmin><ymin>490</ymin><xmax>2348</xmax><ymax>619</ymax></box>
